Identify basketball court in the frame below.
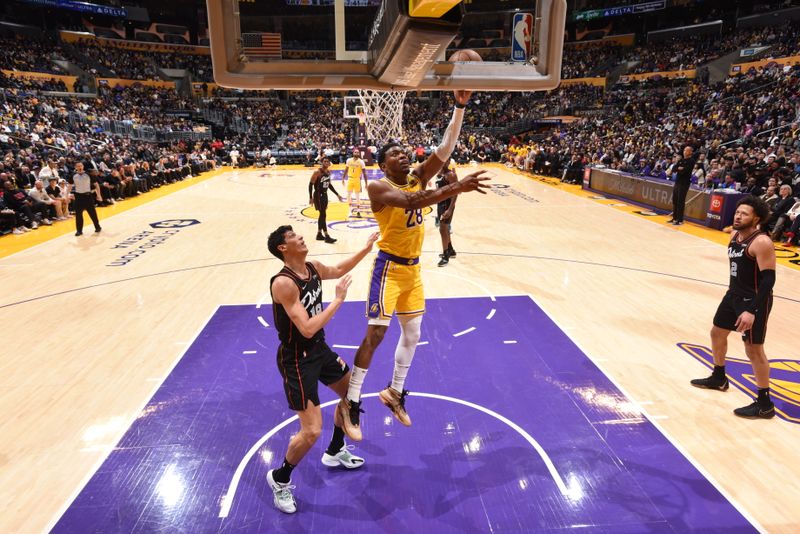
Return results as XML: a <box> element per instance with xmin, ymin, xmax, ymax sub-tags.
<box><xmin>3</xmin><ymin>0</ymin><xmax>800</xmax><ymax>531</ymax></box>
<box><xmin>2</xmin><ymin>163</ymin><xmax>800</xmax><ymax>532</ymax></box>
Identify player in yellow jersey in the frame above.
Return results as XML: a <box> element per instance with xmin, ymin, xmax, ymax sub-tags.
<box><xmin>338</xmin><ymin>91</ymin><xmax>490</xmax><ymax>441</ymax></box>
<box><xmin>343</xmin><ymin>150</ymin><xmax>368</xmax><ymax>217</ymax></box>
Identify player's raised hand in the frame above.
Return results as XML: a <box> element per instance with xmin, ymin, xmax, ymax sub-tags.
<box><xmin>457</xmin><ymin>170</ymin><xmax>491</xmax><ymax>194</ymax></box>
<box><xmin>335</xmin><ymin>274</ymin><xmax>352</xmax><ymax>302</ymax></box>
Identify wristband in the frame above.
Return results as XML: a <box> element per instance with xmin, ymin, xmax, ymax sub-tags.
<box><xmin>454</xmin><ymin>102</ymin><xmax>466</xmax><ymax>109</ymax></box>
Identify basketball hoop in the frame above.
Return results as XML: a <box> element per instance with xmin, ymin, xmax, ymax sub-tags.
<box><xmin>356</xmin><ymin>89</ymin><xmax>407</xmax><ymax>144</ymax></box>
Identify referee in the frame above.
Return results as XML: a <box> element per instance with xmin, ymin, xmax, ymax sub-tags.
<box><xmin>72</xmin><ymin>162</ymin><xmax>102</xmax><ymax>236</ymax></box>
<box><xmin>668</xmin><ymin>145</ymin><xmax>697</xmax><ymax>225</ymax></box>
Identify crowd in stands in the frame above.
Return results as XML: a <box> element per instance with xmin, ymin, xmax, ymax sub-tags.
<box><xmin>0</xmin><ymin>37</ymin><xmax>66</xmax><ymax>75</ymax></box>
<box><xmin>561</xmin><ymin>43</ymin><xmax>626</xmax><ymax>79</ymax></box>
<box><xmin>0</xmin><ymin>83</ymin><xmax>221</xmax><ymax>236</ymax></box>
<box><xmin>3</xmin><ymin>21</ymin><xmax>800</xmax><ymax>244</ymax></box>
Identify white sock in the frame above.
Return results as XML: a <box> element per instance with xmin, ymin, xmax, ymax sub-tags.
<box><xmin>391</xmin><ymin>316</ymin><xmax>422</xmax><ymax>393</ymax></box>
<box><xmin>347</xmin><ymin>366</ymin><xmax>369</xmax><ymax>403</ymax></box>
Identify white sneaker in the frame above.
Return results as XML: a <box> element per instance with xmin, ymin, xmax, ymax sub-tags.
<box><xmin>12</xmin><ymin>227</ymin><xmax>23</xmax><ymax>235</ymax></box>
<box><xmin>321</xmin><ymin>444</ymin><xmax>365</xmax><ymax>469</ymax></box>
<box><xmin>266</xmin><ymin>470</ymin><xmax>297</xmax><ymax>514</ymax></box>
<box><xmin>31</xmin><ymin>222</ymin><xmax>39</xmax><ymax>229</ymax></box>
<box><xmin>43</xmin><ymin>218</ymin><xmax>53</xmax><ymax>225</ymax></box>
<box><xmin>21</xmin><ymin>226</ymin><xmax>31</xmax><ymax>232</ymax></box>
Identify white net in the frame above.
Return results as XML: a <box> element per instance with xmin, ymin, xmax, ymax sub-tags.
<box><xmin>356</xmin><ymin>89</ymin><xmax>407</xmax><ymax>144</ymax></box>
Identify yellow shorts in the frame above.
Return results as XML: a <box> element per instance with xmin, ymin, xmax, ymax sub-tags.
<box><xmin>347</xmin><ymin>177</ymin><xmax>362</xmax><ymax>193</ymax></box>
<box><xmin>366</xmin><ymin>251</ymin><xmax>425</xmax><ymax>323</ymax></box>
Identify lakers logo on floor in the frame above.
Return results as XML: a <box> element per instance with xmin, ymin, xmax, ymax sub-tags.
<box><xmin>679</xmin><ymin>342</ymin><xmax>800</xmax><ymax>424</ymax></box>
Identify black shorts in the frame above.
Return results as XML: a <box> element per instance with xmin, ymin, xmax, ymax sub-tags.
<box><xmin>313</xmin><ymin>197</ymin><xmax>328</xmax><ymax>212</ymax></box>
<box><xmin>277</xmin><ymin>341</ymin><xmax>349</xmax><ymax>410</ymax></box>
<box><xmin>713</xmin><ymin>291</ymin><xmax>773</xmax><ymax>344</ymax></box>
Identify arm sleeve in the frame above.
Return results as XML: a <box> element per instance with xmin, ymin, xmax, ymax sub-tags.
<box><xmin>308</xmin><ymin>181</ymin><xmax>314</xmax><ymax>199</ymax></box>
<box><xmin>433</xmin><ymin>107</ymin><xmax>465</xmax><ymax>161</ymax></box>
<box><xmin>747</xmin><ymin>269</ymin><xmax>775</xmax><ymax>314</ymax></box>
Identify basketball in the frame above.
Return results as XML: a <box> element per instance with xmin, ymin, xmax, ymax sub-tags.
<box><xmin>448</xmin><ymin>49</ymin><xmax>482</xmax><ymax>62</ymax></box>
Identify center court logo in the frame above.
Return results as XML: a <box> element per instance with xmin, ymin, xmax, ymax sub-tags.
<box><xmin>107</xmin><ymin>219</ymin><xmax>201</xmax><ymax>267</ymax></box>
<box><xmin>679</xmin><ymin>342</ymin><xmax>800</xmax><ymax>424</ymax></box>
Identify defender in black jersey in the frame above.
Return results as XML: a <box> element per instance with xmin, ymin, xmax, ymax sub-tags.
<box><xmin>436</xmin><ymin>162</ymin><xmax>458</xmax><ymax>267</ymax></box>
<box><xmin>264</xmin><ymin>225</ymin><xmax>378</xmax><ymax>513</ymax></box>
<box><xmin>691</xmin><ymin>196</ymin><xmax>777</xmax><ymax>419</ymax></box>
<box><xmin>308</xmin><ymin>158</ymin><xmax>343</xmax><ymax>244</ymax></box>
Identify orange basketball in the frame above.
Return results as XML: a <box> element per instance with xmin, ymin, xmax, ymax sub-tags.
<box><xmin>448</xmin><ymin>49</ymin><xmax>482</xmax><ymax>62</ymax></box>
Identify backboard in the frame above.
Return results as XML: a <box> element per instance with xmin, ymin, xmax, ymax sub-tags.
<box><xmin>206</xmin><ymin>0</ymin><xmax>566</xmax><ymax>92</ymax></box>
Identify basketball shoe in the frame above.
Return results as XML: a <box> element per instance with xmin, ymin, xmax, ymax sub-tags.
<box><xmin>337</xmin><ymin>398</ymin><xmax>363</xmax><ymax>441</ymax></box>
<box><xmin>266</xmin><ymin>470</ymin><xmax>297</xmax><ymax>514</ymax></box>
<box><xmin>733</xmin><ymin>401</ymin><xmax>775</xmax><ymax>419</ymax></box>
<box><xmin>690</xmin><ymin>374</ymin><xmax>729</xmax><ymax>391</ymax></box>
<box><xmin>321</xmin><ymin>444</ymin><xmax>365</xmax><ymax>469</ymax></box>
<box><xmin>379</xmin><ymin>385</ymin><xmax>411</xmax><ymax>426</ymax></box>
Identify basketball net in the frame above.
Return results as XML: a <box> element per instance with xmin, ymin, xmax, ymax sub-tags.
<box><xmin>356</xmin><ymin>89</ymin><xmax>407</xmax><ymax>144</ymax></box>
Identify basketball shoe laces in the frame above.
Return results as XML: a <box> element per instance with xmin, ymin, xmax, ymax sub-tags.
<box><xmin>273</xmin><ymin>482</ymin><xmax>296</xmax><ymax>504</ymax></box>
<box><xmin>349</xmin><ymin>400</ymin><xmax>364</xmax><ymax>425</ymax></box>
<box><xmin>389</xmin><ymin>386</ymin><xmax>410</xmax><ymax>411</ymax></box>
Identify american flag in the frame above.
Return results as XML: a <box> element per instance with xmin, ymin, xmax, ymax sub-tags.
<box><xmin>241</xmin><ymin>33</ymin><xmax>282</xmax><ymax>59</ymax></box>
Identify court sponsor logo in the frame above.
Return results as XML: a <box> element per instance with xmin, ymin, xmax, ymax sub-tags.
<box><xmin>107</xmin><ymin>219</ymin><xmax>201</xmax><ymax>267</ymax></box>
<box><xmin>678</xmin><ymin>342</ymin><xmax>800</xmax><ymax>424</ymax></box>
<box><xmin>149</xmin><ymin>219</ymin><xmax>201</xmax><ymax>229</ymax></box>
<box><xmin>489</xmin><ymin>184</ymin><xmax>539</xmax><ymax>203</ymax></box>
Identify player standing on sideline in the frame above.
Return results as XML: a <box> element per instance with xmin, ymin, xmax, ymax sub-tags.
<box><xmin>343</xmin><ymin>150</ymin><xmax>368</xmax><ymax>218</ymax></box>
<box><xmin>436</xmin><ymin>160</ymin><xmax>458</xmax><ymax>267</ymax></box>
<box><xmin>309</xmin><ymin>157</ymin><xmax>343</xmax><ymax>244</ymax></box>
<box><xmin>691</xmin><ymin>196</ymin><xmax>777</xmax><ymax>419</ymax></box>
<box><xmin>266</xmin><ymin>226</ymin><xmax>378</xmax><ymax>513</ymax></box>
<box><xmin>338</xmin><ymin>90</ymin><xmax>491</xmax><ymax>441</ymax></box>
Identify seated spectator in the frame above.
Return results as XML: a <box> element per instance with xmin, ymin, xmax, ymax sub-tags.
<box><xmin>29</xmin><ymin>179</ymin><xmax>66</xmax><ymax>220</ymax></box>
<box><xmin>2</xmin><ymin>175</ymin><xmax>52</xmax><ymax>229</ymax></box>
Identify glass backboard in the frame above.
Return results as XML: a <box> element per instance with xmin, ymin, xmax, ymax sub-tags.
<box><xmin>206</xmin><ymin>0</ymin><xmax>566</xmax><ymax>91</ymax></box>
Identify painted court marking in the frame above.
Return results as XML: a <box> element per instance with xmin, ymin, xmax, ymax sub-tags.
<box><xmin>218</xmin><ymin>391</ymin><xmax>573</xmax><ymax>518</ymax></box>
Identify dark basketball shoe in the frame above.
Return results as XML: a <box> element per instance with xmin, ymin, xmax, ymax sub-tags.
<box><xmin>733</xmin><ymin>401</ymin><xmax>775</xmax><ymax>419</ymax></box>
<box><xmin>690</xmin><ymin>374</ymin><xmax>729</xmax><ymax>391</ymax></box>
<box><xmin>324</xmin><ymin>235</ymin><xmax>337</xmax><ymax>243</ymax></box>
<box><xmin>379</xmin><ymin>385</ymin><xmax>411</xmax><ymax>426</ymax></box>
<box><xmin>437</xmin><ymin>252</ymin><xmax>449</xmax><ymax>267</ymax></box>
<box><xmin>337</xmin><ymin>398</ymin><xmax>363</xmax><ymax>441</ymax></box>
<box><xmin>447</xmin><ymin>245</ymin><xmax>456</xmax><ymax>258</ymax></box>
<box><xmin>316</xmin><ymin>232</ymin><xmax>325</xmax><ymax>241</ymax></box>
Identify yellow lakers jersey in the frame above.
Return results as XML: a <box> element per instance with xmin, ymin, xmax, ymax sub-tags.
<box><xmin>346</xmin><ymin>158</ymin><xmax>364</xmax><ymax>180</ymax></box>
<box><xmin>374</xmin><ymin>175</ymin><xmax>424</xmax><ymax>258</ymax></box>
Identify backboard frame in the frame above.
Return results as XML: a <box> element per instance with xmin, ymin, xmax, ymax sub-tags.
<box><xmin>206</xmin><ymin>0</ymin><xmax>566</xmax><ymax>92</ymax></box>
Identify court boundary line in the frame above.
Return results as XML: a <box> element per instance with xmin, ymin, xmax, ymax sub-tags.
<box><xmin>43</xmin><ymin>305</ymin><xmax>222</xmax><ymax>533</ymax></box>
<box><xmin>7</xmin><ymin>250</ymin><xmax>800</xmax><ymax>310</ymax></box>
<box><xmin>0</xmin><ymin>166</ymin><xmax>233</xmax><ymax>260</ymax></box>
<box><xmin>218</xmin><ymin>391</ymin><xmax>575</xmax><ymax>518</ymax></box>
<box><xmin>527</xmin><ymin>293</ymin><xmax>766</xmax><ymax>533</ymax></box>
<box><xmin>497</xmin><ymin>163</ymin><xmax>800</xmax><ymax>272</ymax></box>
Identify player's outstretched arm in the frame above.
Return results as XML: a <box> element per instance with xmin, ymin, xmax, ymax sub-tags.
<box><xmin>414</xmin><ymin>91</ymin><xmax>471</xmax><ymax>185</ymax></box>
<box><xmin>271</xmin><ymin>275</ymin><xmax>351</xmax><ymax>338</ymax></box>
<box><xmin>312</xmin><ymin>232</ymin><xmax>379</xmax><ymax>280</ymax></box>
<box><xmin>369</xmin><ymin>170</ymin><xmax>490</xmax><ymax>211</ymax></box>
